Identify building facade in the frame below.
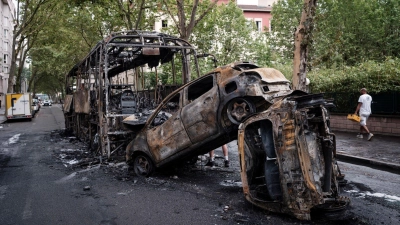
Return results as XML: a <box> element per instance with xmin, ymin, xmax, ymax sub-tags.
<box><xmin>1</xmin><ymin>0</ymin><xmax>15</xmax><ymax>108</ymax></box>
<box><xmin>219</xmin><ymin>0</ymin><xmax>277</xmax><ymax>32</ymax></box>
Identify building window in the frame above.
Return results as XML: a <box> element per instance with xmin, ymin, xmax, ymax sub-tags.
<box><xmin>4</xmin><ymin>29</ymin><xmax>8</xmax><ymax>37</ymax></box>
<box><xmin>4</xmin><ymin>67</ymin><xmax>9</xmax><ymax>73</ymax></box>
<box><xmin>3</xmin><ymin>16</ymin><xmax>8</xmax><ymax>26</ymax></box>
<box><xmin>4</xmin><ymin>42</ymin><xmax>8</xmax><ymax>51</ymax></box>
<box><xmin>3</xmin><ymin>54</ymin><xmax>8</xmax><ymax>64</ymax></box>
<box><xmin>255</xmin><ymin>20</ymin><xmax>262</xmax><ymax>32</ymax></box>
<box><xmin>162</xmin><ymin>20</ymin><xmax>168</xmax><ymax>28</ymax></box>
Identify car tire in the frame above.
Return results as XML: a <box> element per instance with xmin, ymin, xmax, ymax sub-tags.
<box><xmin>133</xmin><ymin>154</ymin><xmax>154</xmax><ymax>177</ymax></box>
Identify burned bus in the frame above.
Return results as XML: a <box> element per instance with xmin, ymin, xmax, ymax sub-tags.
<box><xmin>64</xmin><ymin>30</ymin><xmax>201</xmax><ymax>158</ymax></box>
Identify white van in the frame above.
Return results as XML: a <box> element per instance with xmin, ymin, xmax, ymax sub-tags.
<box><xmin>5</xmin><ymin>93</ymin><xmax>33</xmax><ymax>121</ymax></box>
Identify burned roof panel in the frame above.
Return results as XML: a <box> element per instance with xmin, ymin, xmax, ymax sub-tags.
<box><xmin>67</xmin><ymin>30</ymin><xmax>196</xmax><ymax>78</ymax></box>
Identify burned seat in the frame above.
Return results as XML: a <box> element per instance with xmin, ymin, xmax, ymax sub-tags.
<box><xmin>121</xmin><ymin>90</ymin><xmax>136</xmax><ymax>114</ymax></box>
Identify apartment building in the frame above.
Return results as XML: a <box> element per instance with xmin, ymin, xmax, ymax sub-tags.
<box><xmin>1</xmin><ymin>0</ymin><xmax>15</xmax><ymax>107</ymax></box>
<box><xmin>219</xmin><ymin>0</ymin><xmax>277</xmax><ymax>32</ymax></box>
<box><xmin>155</xmin><ymin>0</ymin><xmax>277</xmax><ymax>33</ymax></box>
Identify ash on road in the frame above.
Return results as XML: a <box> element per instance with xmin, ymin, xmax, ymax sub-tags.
<box><xmin>0</xmin><ymin>105</ymin><xmax>399</xmax><ymax>225</ymax></box>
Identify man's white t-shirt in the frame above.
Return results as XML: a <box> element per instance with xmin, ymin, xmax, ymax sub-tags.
<box><xmin>358</xmin><ymin>94</ymin><xmax>372</xmax><ymax>115</ymax></box>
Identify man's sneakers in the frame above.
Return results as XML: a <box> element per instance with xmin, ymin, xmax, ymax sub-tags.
<box><xmin>205</xmin><ymin>160</ymin><xmax>215</xmax><ymax>167</ymax></box>
<box><xmin>357</xmin><ymin>133</ymin><xmax>374</xmax><ymax>140</ymax></box>
<box><xmin>224</xmin><ymin>160</ymin><xmax>230</xmax><ymax>168</ymax></box>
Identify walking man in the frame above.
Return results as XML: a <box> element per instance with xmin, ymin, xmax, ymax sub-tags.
<box><xmin>354</xmin><ymin>88</ymin><xmax>373</xmax><ymax>140</ymax></box>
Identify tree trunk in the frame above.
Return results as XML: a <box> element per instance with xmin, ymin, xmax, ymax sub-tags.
<box><xmin>292</xmin><ymin>0</ymin><xmax>317</xmax><ymax>92</ymax></box>
<box><xmin>7</xmin><ymin>34</ymin><xmax>19</xmax><ymax>93</ymax></box>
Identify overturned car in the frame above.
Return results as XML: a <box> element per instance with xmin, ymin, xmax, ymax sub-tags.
<box><xmin>237</xmin><ymin>93</ymin><xmax>349</xmax><ymax>220</ymax></box>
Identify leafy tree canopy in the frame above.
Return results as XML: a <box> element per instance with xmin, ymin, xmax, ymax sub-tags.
<box><xmin>270</xmin><ymin>0</ymin><xmax>400</xmax><ymax>93</ymax></box>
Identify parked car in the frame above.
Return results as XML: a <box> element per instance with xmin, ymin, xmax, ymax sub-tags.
<box><xmin>33</xmin><ymin>99</ymin><xmax>40</xmax><ymax>110</ymax></box>
<box><xmin>43</xmin><ymin>100</ymin><xmax>52</xmax><ymax>106</ymax></box>
<box><xmin>31</xmin><ymin>103</ymin><xmax>38</xmax><ymax>117</ymax></box>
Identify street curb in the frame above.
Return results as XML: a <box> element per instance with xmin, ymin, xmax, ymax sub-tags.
<box><xmin>336</xmin><ymin>152</ymin><xmax>400</xmax><ymax>174</ymax></box>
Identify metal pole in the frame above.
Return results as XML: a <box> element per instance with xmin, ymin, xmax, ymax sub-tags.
<box><xmin>155</xmin><ymin>67</ymin><xmax>158</xmax><ymax>104</ymax></box>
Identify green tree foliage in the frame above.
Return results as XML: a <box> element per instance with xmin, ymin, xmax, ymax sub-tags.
<box><xmin>190</xmin><ymin>2</ymin><xmax>272</xmax><ymax>74</ymax></box>
<box><xmin>25</xmin><ymin>0</ymin><xmax>160</xmax><ymax>97</ymax></box>
<box><xmin>8</xmin><ymin>0</ymin><xmax>59</xmax><ymax>93</ymax></box>
<box><xmin>271</xmin><ymin>0</ymin><xmax>400</xmax><ymax>92</ymax></box>
<box><xmin>20</xmin><ymin>0</ymin><xmax>272</xmax><ymax>95</ymax></box>
<box><xmin>157</xmin><ymin>2</ymin><xmax>271</xmax><ymax>83</ymax></box>
<box><xmin>269</xmin><ymin>0</ymin><xmax>302</xmax><ymax>61</ymax></box>
<box><xmin>271</xmin><ymin>0</ymin><xmax>400</xmax><ymax>67</ymax></box>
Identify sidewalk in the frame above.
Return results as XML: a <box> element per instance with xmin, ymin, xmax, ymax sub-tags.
<box><xmin>335</xmin><ymin>131</ymin><xmax>400</xmax><ymax>173</ymax></box>
<box><xmin>0</xmin><ymin>107</ymin><xmax>5</xmax><ymax>124</ymax></box>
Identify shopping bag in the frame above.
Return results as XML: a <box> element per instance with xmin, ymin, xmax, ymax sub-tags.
<box><xmin>347</xmin><ymin>114</ymin><xmax>360</xmax><ymax>122</ymax></box>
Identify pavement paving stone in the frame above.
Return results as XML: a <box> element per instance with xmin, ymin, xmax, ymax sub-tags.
<box><xmin>334</xmin><ymin>130</ymin><xmax>400</xmax><ymax>172</ymax></box>
<box><xmin>0</xmin><ymin>107</ymin><xmax>5</xmax><ymax>124</ymax></box>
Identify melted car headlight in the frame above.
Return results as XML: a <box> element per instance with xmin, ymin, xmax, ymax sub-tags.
<box><xmin>245</xmin><ymin>75</ymin><xmax>261</xmax><ymax>84</ymax></box>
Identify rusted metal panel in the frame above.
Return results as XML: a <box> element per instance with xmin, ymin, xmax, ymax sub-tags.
<box><xmin>73</xmin><ymin>89</ymin><xmax>90</xmax><ymax>114</ymax></box>
<box><xmin>181</xmin><ymin>86</ymin><xmax>220</xmax><ymax>143</ymax></box>
<box><xmin>146</xmin><ymin>110</ymin><xmax>192</xmax><ymax>163</ymax></box>
<box><xmin>143</xmin><ymin>47</ymin><xmax>160</xmax><ymax>55</ymax></box>
<box><xmin>63</xmin><ymin>95</ymin><xmax>73</xmax><ymax>113</ymax></box>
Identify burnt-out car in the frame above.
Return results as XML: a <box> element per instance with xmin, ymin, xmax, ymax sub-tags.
<box><xmin>124</xmin><ymin>61</ymin><xmax>349</xmax><ymax>220</ymax></box>
<box><xmin>125</xmin><ymin>62</ymin><xmax>292</xmax><ymax>176</ymax></box>
<box><xmin>237</xmin><ymin>93</ymin><xmax>349</xmax><ymax>220</ymax></box>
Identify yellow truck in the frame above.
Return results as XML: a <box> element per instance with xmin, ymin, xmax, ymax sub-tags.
<box><xmin>5</xmin><ymin>93</ymin><xmax>33</xmax><ymax>121</ymax></box>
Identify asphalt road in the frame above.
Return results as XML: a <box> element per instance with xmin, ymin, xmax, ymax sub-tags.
<box><xmin>0</xmin><ymin>105</ymin><xmax>399</xmax><ymax>225</ymax></box>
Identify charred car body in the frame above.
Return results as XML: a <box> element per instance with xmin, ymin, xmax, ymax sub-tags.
<box><xmin>125</xmin><ymin>62</ymin><xmax>349</xmax><ymax>220</ymax></box>
<box><xmin>125</xmin><ymin>62</ymin><xmax>292</xmax><ymax>175</ymax></box>
<box><xmin>65</xmin><ymin>30</ymin><xmax>348</xmax><ymax>220</ymax></box>
<box><xmin>237</xmin><ymin>94</ymin><xmax>349</xmax><ymax>220</ymax></box>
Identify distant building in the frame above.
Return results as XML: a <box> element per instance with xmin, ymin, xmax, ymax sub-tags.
<box><xmin>219</xmin><ymin>0</ymin><xmax>276</xmax><ymax>32</ymax></box>
<box><xmin>0</xmin><ymin>0</ymin><xmax>16</xmax><ymax>108</ymax></box>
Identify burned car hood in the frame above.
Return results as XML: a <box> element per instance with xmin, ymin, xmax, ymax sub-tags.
<box><xmin>249</xmin><ymin>68</ymin><xmax>290</xmax><ymax>84</ymax></box>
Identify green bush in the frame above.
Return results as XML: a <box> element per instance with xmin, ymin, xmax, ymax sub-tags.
<box><xmin>308</xmin><ymin>57</ymin><xmax>400</xmax><ymax>94</ymax></box>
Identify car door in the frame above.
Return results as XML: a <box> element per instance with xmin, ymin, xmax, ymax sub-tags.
<box><xmin>181</xmin><ymin>74</ymin><xmax>220</xmax><ymax>143</ymax></box>
<box><xmin>146</xmin><ymin>91</ymin><xmax>192</xmax><ymax>162</ymax></box>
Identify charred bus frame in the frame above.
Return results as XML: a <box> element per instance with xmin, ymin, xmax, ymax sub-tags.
<box><xmin>64</xmin><ymin>30</ymin><xmax>200</xmax><ymax>159</ymax></box>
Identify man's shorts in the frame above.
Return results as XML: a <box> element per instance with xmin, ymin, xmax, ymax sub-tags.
<box><xmin>360</xmin><ymin>113</ymin><xmax>370</xmax><ymax>126</ymax></box>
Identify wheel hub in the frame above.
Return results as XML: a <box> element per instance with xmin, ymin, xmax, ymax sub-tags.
<box><xmin>231</xmin><ymin>102</ymin><xmax>249</xmax><ymax>121</ymax></box>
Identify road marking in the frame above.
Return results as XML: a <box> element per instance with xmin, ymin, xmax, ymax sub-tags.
<box><xmin>22</xmin><ymin>196</ymin><xmax>33</xmax><ymax>220</ymax></box>
<box><xmin>346</xmin><ymin>190</ymin><xmax>400</xmax><ymax>202</ymax></box>
<box><xmin>2</xmin><ymin>134</ymin><xmax>21</xmax><ymax>145</ymax></box>
<box><xmin>9</xmin><ymin>133</ymin><xmax>21</xmax><ymax>144</ymax></box>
